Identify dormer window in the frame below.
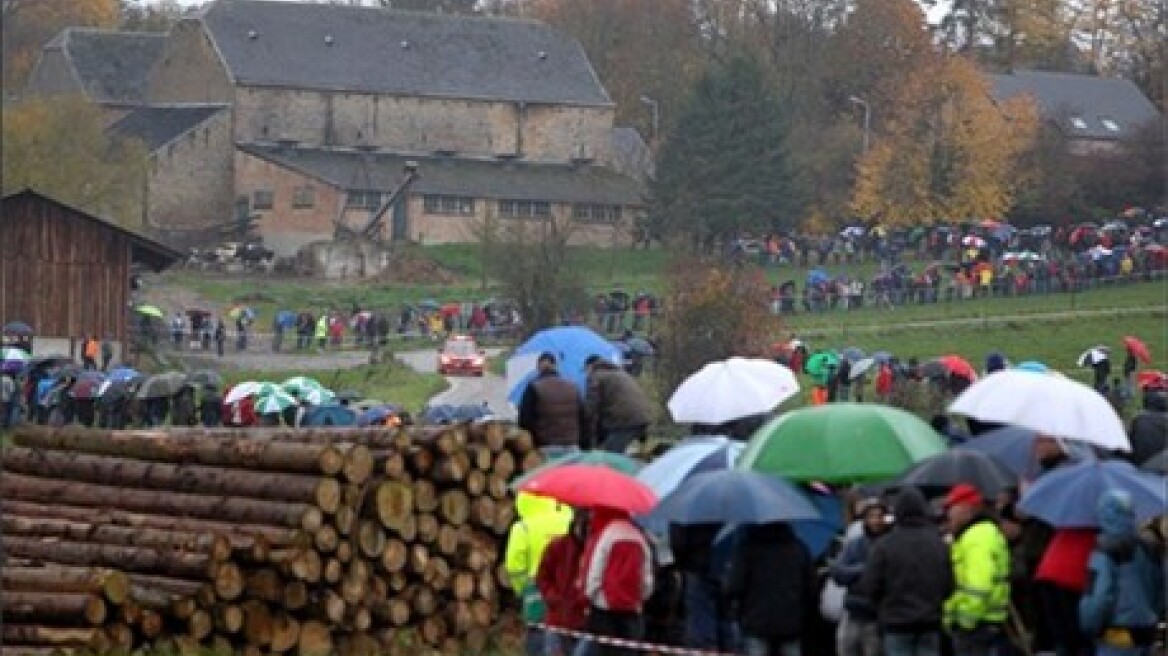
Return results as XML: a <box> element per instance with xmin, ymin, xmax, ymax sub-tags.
<box><xmin>1070</xmin><ymin>117</ymin><xmax>1088</xmax><ymax>130</ymax></box>
<box><xmin>1101</xmin><ymin>118</ymin><xmax>1120</xmax><ymax>132</ymax></box>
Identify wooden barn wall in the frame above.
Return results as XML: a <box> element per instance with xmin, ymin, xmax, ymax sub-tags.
<box><xmin>0</xmin><ymin>196</ymin><xmax>129</xmax><ymax>342</ymax></box>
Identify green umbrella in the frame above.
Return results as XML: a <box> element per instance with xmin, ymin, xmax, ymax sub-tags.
<box><xmin>256</xmin><ymin>389</ymin><xmax>297</xmax><ymax>415</ymax></box>
<box><xmin>134</xmin><ymin>304</ymin><xmax>165</xmax><ymax>319</ymax></box>
<box><xmin>282</xmin><ymin>376</ymin><xmax>324</xmax><ymax>397</ymax></box>
<box><xmin>510</xmin><ymin>451</ymin><xmax>643</xmax><ymax>490</ymax></box>
<box><xmin>804</xmin><ymin>350</ymin><xmax>841</xmax><ymax>385</ymax></box>
<box><xmin>738</xmin><ymin>403</ymin><xmax>946</xmax><ymax>484</ymax></box>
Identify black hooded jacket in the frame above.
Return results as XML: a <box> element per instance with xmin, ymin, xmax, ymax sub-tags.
<box><xmin>856</xmin><ymin>488</ymin><xmax>954</xmax><ymax>631</ymax></box>
<box><xmin>725</xmin><ymin>523</ymin><xmax>815</xmax><ymax>639</ymax></box>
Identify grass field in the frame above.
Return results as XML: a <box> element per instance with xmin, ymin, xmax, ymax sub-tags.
<box><xmin>161</xmin><ymin>245</ymin><xmax>1168</xmax><ymax>396</ymax></box>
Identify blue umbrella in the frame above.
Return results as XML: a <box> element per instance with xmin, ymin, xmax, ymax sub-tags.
<box><xmin>357</xmin><ymin>404</ymin><xmax>399</xmax><ymax>427</ymax></box>
<box><xmin>654</xmin><ymin>470</ymin><xmax>821</xmax><ymax>525</ymax></box>
<box><xmin>637</xmin><ymin>436</ymin><xmax>745</xmax><ymax>500</ymax></box>
<box><xmin>2</xmin><ymin>321</ymin><xmax>33</xmax><ymax>336</ymax></box>
<box><xmin>807</xmin><ymin>269</ymin><xmax>830</xmax><ymax>285</ymax></box>
<box><xmin>301</xmin><ymin>404</ymin><xmax>356</xmax><ymax>427</ymax></box>
<box><xmin>957</xmin><ymin>425</ymin><xmax>1092</xmax><ymax>478</ymax></box>
<box><xmin>1018</xmin><ymin>459</ymin><xmax>1168</xmax><ymax>528</ymax></box>
<box><xmin>1015</xmin><ymin>361</ymin><xmax>1049</xmax><ymax>373</ymax></box>
<box><xmin>871</xmin><ymin>351</ymin><xmax>893</xmax><ymax>364</ymax></box>
<box><xmin>506</xmin><ymin>326</ymin><xmax>622</xmax><ymax>404</ymax></box>
<box><xmin>841</xmin><ymin>347</ymin><xmax>865</xmax><ymax>363</ymax></box>
<box><xmin>714</xmin><ymin>489</ymin><xmax>843</xmax><ymax>560</ymax></box>
<box><xmin>957</xmin><ymin>426</ymin><xmax>1041</xmax><ymax>477</ymax></box>
<box><xmin>108</xmin><ymin>367</ymin><xmax>142</xmax><ymax>384</ymax></box>
<box><xmin>275</xmin><ymin>310</ymin><xmax>297</xmax><ymax>329</ymax></box>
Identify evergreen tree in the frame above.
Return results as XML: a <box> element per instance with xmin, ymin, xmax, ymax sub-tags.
<box><xmin>649</xmin><ymin>55</ymin><xmax>801</xmax><ymax>250</ymax></box>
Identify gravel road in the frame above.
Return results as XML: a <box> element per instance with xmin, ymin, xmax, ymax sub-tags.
<box><xmin>396</xmin><ymin>348</ymin><xmax>515</xmax><ymax>419</ymax></box>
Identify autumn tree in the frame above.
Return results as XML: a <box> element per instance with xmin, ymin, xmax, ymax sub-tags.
<box><xmin>656</xmin><ymin>261</ymin><xmax>780</xmax><ymax>397</ymax></box>
<box><xmin>2</xmin><ymin>0</ymin><xmax>119</xmax><ymax>89</ymax></box>
<box><xmin>530</xmin><ymin>0</ymin><xmax>705</xmax><ymax>138</ymax></box>
<box><xmin>851</xmin><ymin>56</ymin><xmax>1040</xmax><ymax>224</ymax></box>
<box><xmin>1</xmin><ymin>96</ymin><xmax>148</xmax><ymax>227</ymax></box>
<box><xmin>119</xmin><ymin>0</ymin><xmax>185</xmax><ymax>32</ymax></box>
<box><xmin>650</xmin><ymin>54</ymin><xmax>801</xmax><ymax>249</ymax></box>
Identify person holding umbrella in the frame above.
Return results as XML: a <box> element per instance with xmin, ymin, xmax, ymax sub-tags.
<box><xmin>942</xmin><ymin>484</ymin><xmax>1010</xmax><ymax>656</ymax></box>
<box><xmin>506</xmin><ymin>493</ymin><xmax>572</xmax><ymax>656</ymax></box>
<box><xmin>726</xmin><ymin>520</ymin><xmax>816</xmax><ymax>656</ymax></box>
<box><xmin>538</xmin><ymin>511</ymin><xmax>591</xmax><ymax>656</ymax></box>
<box><xmin>832</xmin><ymin>498</ymin><xmax>889</xmax><ymax>656</ymax></box>
<box><xmin>518</xmin><ymin>353</ymin><xmax>585</xmax><ymax>458</ymax></box>
<box><xmin>1078</xmin><ymin>490</ymin><xmax>1163</xmax><ymax>656</ymax></box>
<box><xmin>579</xmin><ymin>507</ymin><xmax>654</xmax><ymax>656</ymax></box>
<box><xmin>856</xmin><ymin>488</ymin><xmax>954</xmax><ymax>656</ymax></box>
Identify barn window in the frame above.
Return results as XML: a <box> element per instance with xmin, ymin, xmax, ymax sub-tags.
<box><xmin>498</xmin><ymin>199</ymin><xmax>551</xmax><ymax>220</ymax></box>
<box><xmin>423</xmin><ymin>195</ymin><xmax>475</xmax><ymax>216</ymax></box>
<box><xmin>572</xmin><ymin>204</ymin><xmax>622</xmax><ymax>224</ymax></box>
<box><xmin>252</xmin><ymin>189</ymin><xmax>275</xmax><ymax>210</ymax></box>
<box><xmin>345</xmin><ymin>190</ymin><xmax>382</xmax><ymax>209</ymax></box>
<box><xmin>292</xmin><ymin>185</ymin><xmax>316</xmax><ymax>209</ymax></box>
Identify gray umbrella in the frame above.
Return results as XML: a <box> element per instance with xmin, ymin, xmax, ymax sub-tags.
<box><xmin>848</xmin><ymin>357</ymin><xmax>875</xmax><ymax>381</ymax></box>
<box><xmin>137</xmin><ymin>371</ymin><xmax>188</xmax><ymax>399</ymax></box>
<box><xmin>187</xmin><ymin>370</ymin><xmax>223</xmax><ymax>388</ymax></box>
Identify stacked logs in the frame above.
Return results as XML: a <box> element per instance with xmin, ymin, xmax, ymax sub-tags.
<box><xmin>1</xmin><ymin>422</ymin><xmax>541</xmax><ymax>655</ymax></box>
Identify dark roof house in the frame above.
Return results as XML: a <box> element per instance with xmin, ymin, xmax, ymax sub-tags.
<box><xmin>199</xmin><ymin>0</ymin><xmax>611</xmax><ymax>106</ymax></box>
<box><xmin>27</xmin><ymin>28</ymin><xmax>168</xmax><ymax>106</ymax></box>
<box><xmin>108</xmin><ymin>105</ymin><xmax>228</xmax><ymax>150</ymax></box>
<box><xmin>239</xmin><ymin>144</ymin><xmax>644</xmax><ymax>206</ymax></box>
<box><xmin>990</xmin><ymin>70</ymin><xmax>1161</xmax><ymax>142</ymax></box>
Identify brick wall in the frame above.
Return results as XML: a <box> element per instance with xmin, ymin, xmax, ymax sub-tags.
<box><xmin>146</xmin><ymin>19</ymin><xmax>233</xmax><ymax>104</ymax></box>
<box><xmin>146</xmin><ymin>109</ymin><xmax>234</xmax><ymax>234</ymax></box>
<box><xmin>232</xmin><ymin>87</ymin><xmax>616</xmax><ymax>163</ymax></box>
<box><xmin>234</xmin><ymin>149</ymin><xmax>345</xmax><ymax>256</ymax></box>
<box><xmin>406</xmin><ymin>196</ymin><xmax>635</xmax><ymax>247</ymax></box>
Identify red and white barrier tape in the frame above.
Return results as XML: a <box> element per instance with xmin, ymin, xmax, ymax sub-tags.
<box><xmin>530</xmin><ymin>622</ymin><xmax>741</xmax><ymax>656</ymax></box>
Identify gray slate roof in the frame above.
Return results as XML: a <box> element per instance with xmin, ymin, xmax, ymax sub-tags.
<box><xmin>108</xmin><ymin>105</ymin><xmax>227</xmax><ymax>151</ymax></box>
<box><xmin>989</xmin><ymin>70</ymin><xmax>1161</xmax><ymax>140</ymax></box>
<box><xmin>239</xmin><ymin>144</ymin><xmax>644</xmax><ymax>206</ymax></box>
<box><xmin>57</xmin><ymin>28</ymin><xmax>168</xmax><ymax>105</ymax></box>
<box><xmin>202</xmin><ymin>0</ymin><xmax>611</xmax><ymax>106</ymax></box>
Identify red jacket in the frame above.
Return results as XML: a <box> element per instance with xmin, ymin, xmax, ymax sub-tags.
<box><xmin>537</xmin><ymin>534</ymin><xmax>588</xmax><ymax>629</ymax></box>
<box><xmin>1035</xmin><ymin>528</ymin><xmax>1097</xmax><ymax>593</ymax></box>
<box><xmin>578</xmin><ymin>511</ymin><xmax>653</xmax><ymax>613</ymax></box>
<box><xmin>875</xmin><ymin>365</ymin><xmax>894</xmax><ymax>395</ymax></box>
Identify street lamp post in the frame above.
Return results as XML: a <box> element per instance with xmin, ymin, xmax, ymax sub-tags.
<box><xmin>639</xmin><ymin>95</ymin><xmax>660</xmax><ymax>143</ymax></box>
<box><xmin>849</xmin><ymin>95</ymin><xmax>871</xmax><ymax>154</ymax></box>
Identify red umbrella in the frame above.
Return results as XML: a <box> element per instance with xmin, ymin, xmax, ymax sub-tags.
<box><xmin>1137</xmin><ymin>370</ymin><xmax>1167</xmax><ymax>391</ymax></box>
<box><xmin>938</xmin><ymin>354</ymin><xmax>978</xmax><ymax>381</ymax></box>
<box><xmin>1123</xmin><ymin>336</ymin><xmax>1152</xmax><ymax>364</ymax></box>
<box><xmin>517</xmin><ymin>464</ymin><xmax>657</xmax><ymax>514</ymax></box>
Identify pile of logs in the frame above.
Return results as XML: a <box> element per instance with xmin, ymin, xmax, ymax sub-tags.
<box><xmin>1</xmin><ymin>423</ymin><xmax>543</xmax><ymax>655</ymax></box>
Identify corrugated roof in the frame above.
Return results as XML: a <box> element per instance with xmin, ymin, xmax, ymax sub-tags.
<box><xmin>59</xmin><ymin>28</ymin><xmax>168</xmax><ymax>105</ymax></box>
<box><xmin>989</xmin><ymin>70</ymin><xmax>1161</xmax><ymax>140</ymax></box>
<box><xmin>108</xmin><ymin>105</ymin><xmax>227</xmax><ymax>151</ymax></box>
<box><xmin>239</xmin><ymin>144</ymin><xmax>645</xmax><ymax>206</ymax></box>
<box><xmin>202</xmin><ymin>0</ymin><xmax>611</xmax><ymax>106</ymax></box>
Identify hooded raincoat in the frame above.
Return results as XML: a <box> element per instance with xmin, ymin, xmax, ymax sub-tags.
<box><xmin>505</xmin><ymin>492</ymin><xmax>572</xmax><ymax>622</ymax></box>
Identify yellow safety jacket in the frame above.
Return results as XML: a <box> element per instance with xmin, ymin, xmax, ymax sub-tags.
<box><xmin>945</xmin><ymin>517</ymin><xmax>1010</xmax><ymax>630</ymax></box>
<box><xmin>505</xmin><ymin>492</ymin><xmax>571</xmax><ymax>622</ymax></box>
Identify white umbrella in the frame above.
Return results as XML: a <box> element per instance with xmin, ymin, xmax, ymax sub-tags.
<box><xmin>299</xmin><ymin>386</ymin><xmax>336</xmax><ymax>406</ymax></box>
<box><xmin>849</xmin><ymin>357</ymin><xmax>876</xmax><ymax>381</ymax></box>
<box><xmin>949</xmin><ymin>370</ymin><xmax>1130</xmax><ymax>452</ymax></box>
<box><xmin>668</xmin><ymin>357</ymin><xmax>799</xmax><ymax>425</ymax></box>
<box><xmin>1077</xmin><ymin>347</ymin><xmax>1110</xmax><ymax>367</ymax></box>
<box><xmin>224</xmin><ymin>381</ymin><xmax>273</xmax><ymax>405</ymax></box>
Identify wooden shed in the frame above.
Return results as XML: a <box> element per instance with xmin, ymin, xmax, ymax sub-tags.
<box><xmin>0</xmin><ymin>190</ymin><xmax>181</xmax><ymax>345</ymax></box>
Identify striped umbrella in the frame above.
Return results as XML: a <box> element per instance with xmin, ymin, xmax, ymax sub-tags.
<box><xmin>255</xmin><ymin>389</ymin><xmax>297</xmax><ymax>415</ymax></box>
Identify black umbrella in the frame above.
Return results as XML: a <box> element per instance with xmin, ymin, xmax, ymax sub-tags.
<box><xmin>136</xmin><ymin>372</ymin><xmax>187</xmax><ymax>399</ymax></box>
<box><xmin>894</xmin><ymin>449</ymin><xmax>1018</xmax><ymax>499</ymax></box>
<box><xmin>187</xmin><ymin>370</ymin><xmax>223</xmax><ymax>388</ymax></box>
<box><xmin>99</xmin><ymin>379</ymin><xmax>132</xmax><ymax>402</ymax></box>
<box><xmin>1141</xmin><ymin>451</ymin><xmax>1168</xmax><ymax>475</ymax></box>
<box><xmin>3</xmin><ymin>321</ymin><xmax>34</xmax><ymax>336</ymax></box>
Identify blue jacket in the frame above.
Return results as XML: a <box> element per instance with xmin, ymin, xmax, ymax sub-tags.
<box><xmin>831</xmin><ymin>528</ymin><xmax>880</xmax><ymax>620</ymax></box>
<box><xmin>1079</xmin><ymin>490</ymin><xmax>1164</xmax><ymax>636</ymax></box>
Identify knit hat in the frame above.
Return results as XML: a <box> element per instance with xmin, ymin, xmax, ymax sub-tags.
<box><xmin>943</xmin><ymin>483</ymin><xmax>983</xmax><ymax>509</ymax></box>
